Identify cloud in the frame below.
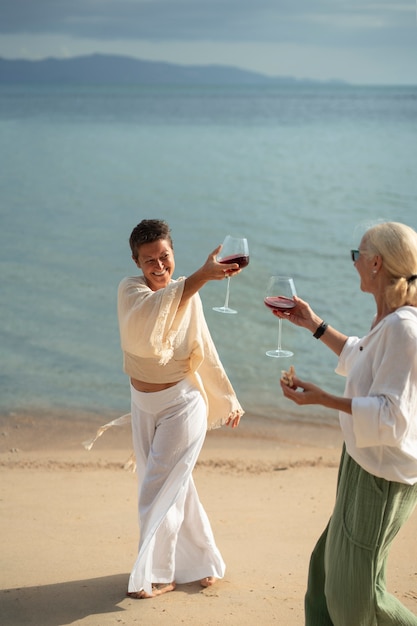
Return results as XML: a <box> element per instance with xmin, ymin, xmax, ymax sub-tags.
<box><xmin>0</xmin><ymin>0</ymin><xmax>414</xmax><ymax>48</ymax></box>
<box><xmin>0</xmin><ymin>0</ymin><xmax>415</xmax><ymax>84</ymax></box>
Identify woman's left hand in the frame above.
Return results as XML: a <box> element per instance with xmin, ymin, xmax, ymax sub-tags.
<box><xmin>224</xmin><ymin>411</ymin><xmax>242</xmax><ymax>428</ymax></box>
<box><xmin>280</xmin><ymin>376</ymin><xmax>326</xmax><ymax>406</ymax></box>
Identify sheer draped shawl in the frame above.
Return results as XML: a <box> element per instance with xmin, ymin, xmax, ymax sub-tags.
<box><xmin>118</xmin><ymin>275</ymin><xmax>244</xmax><ymax>429</ymax></box>
<box><xmin>84</xmin><ymin>275</ymin><xmax>243</xmax><ymax>451</ymax></box>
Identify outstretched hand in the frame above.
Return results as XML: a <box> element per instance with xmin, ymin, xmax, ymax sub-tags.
<box><xmin>280</xmin><ymin>374</ymin><xmax>326</xmax><ymax>406</ymax></box>
<box><xmin>182</xmin><ymin>244</ymin><xmax>241</xmax><ymax>303</ymax></box>
<box><xmin>203</xmin><ymin>244</ymin><xmax>241</xmax><ymax>281</ymax></box>
<box><xmin>272</xmin><ymin>296</ymin><xmax>317</xmax><ymax>331</ymax></box>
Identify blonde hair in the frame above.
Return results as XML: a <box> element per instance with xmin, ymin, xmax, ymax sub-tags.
<box><xmin>363</xmin><ymin>222</ymin><xmax>417</xmax><ymax>308</ymax></box>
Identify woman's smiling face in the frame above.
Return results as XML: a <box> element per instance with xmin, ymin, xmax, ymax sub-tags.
<box><xmin>135</xmin><ymin>239</ymin><xmax>175</xmax><ymax>291</ymax></box>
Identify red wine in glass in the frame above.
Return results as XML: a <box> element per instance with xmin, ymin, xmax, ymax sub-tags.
<box><xmin>264</xmin><ymin>296</ymin><xmax>296</xmax><ymax>311</ymax></box>
<box><xmin>213</xmin><ymin>236</ymin><xmax>249</xmax><ymax>314</ymax></box>
<box><xmin>219</xmin><ymin>254</ymin><xmax>250</xmax><ymax>269</ymax></box>
<box><xmin>264</xmin><ymin>276</ymin><xmax>297</xmax><ymax>357</ymax></box>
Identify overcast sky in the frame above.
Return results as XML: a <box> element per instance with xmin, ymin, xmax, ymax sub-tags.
<box><xmin>0</xmin><ymin>0</ymin><xmax>416</xmax><ymax>84</ymax></box>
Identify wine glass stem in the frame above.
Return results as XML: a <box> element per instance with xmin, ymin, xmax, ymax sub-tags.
<box><xmin>277</xmin><ymin>318</ymin><xmax>283</xmax><ymax>351</ymax></box>
<box><xmin>224</xmin><ymin>276</ymin><xmax>231</xmax><ymax>308</ymax></box>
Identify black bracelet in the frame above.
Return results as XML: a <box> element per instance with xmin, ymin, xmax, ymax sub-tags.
<box><xmin>313</xmin><ymin>321</ymin><xmax>328</xmax><ymax>339</ymax></box>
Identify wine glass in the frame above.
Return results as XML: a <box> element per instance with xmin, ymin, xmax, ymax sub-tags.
<box><xmin>213</xmin><ymin>235</ymin><xmax>249</xmax><ymax>314</ymax></box>
<box><xmin>264</xmin><ymin>275</ymin><xmax>297</xmax><ymax>357</ymax></box>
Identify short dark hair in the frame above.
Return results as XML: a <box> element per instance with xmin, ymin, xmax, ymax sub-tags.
<box><xmin>129</xmin><ymin>219</ymin><xmax>173</xmax><ymax>261</ymax></box>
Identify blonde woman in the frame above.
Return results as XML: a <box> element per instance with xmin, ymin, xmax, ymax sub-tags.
<box><xmin>275</xmin><ymin>222</ymin><xmax>417</xmax><ymax>625</ymax></box>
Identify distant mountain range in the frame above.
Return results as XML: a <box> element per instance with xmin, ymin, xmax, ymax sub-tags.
<box><xmin>0</xmin><ymin>54</ymin><xmax>346</xmax><ymax>86</ymax></box>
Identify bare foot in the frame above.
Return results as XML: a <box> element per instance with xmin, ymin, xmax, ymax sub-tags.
<box><xmin>127</xmin><ymin>590</ymin><xmax>153</xmax><ymax>599</ymax></box>
<box><xmin>127</xmin><ymin>582</ymin><xmax>176</xmax><ymax>599</ymax></box>
<box><xmin>152</xmin><ymin>582</ymin><xmax>176</xmax><ymax>596</ymax></box>
<box><xmin>200</xmin><ymin>576</ymin><xmax>217</xmax><ymax>588</ymax></box>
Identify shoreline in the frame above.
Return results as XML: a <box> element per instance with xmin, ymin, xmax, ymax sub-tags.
<box><xmin>0</xmin><ymin>407</ymin><xmax>344</xmax><ymax>475</ymax></box>
<box><xmin>0</xmin><ymin>405</ymin><xmax>343</xmax><ymax>451</ymax></box>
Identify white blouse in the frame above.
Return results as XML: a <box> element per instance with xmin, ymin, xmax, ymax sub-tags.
<box><xmin>336</xmin><ymin>306</ymin><xmax>417</xmax><ymax>484</ymax></box>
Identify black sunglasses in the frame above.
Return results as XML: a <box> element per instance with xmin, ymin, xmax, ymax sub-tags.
<box><xmin>351</xmin><ymin>249</ymin><xmax>360</xmax><ymax>262</ymax></box>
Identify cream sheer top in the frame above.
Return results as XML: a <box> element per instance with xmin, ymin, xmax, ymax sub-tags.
<box><xmin>117</xmin><ymin>275</ymin><xmax>244</xmax><ymax>430</ymax></box>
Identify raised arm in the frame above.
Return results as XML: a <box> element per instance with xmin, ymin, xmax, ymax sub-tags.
<box><xmin>180</xmin><ymin>244</ymin><xmax>241</xmax><ymax>304</ymax></box>
<box><xmin>272</xmin><ymin>295</ymin><xmax>348</xmax><ymax>357</ymax></box>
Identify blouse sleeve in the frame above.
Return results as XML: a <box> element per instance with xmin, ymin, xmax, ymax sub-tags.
<box><xmin>335</xmin><ymin>335</ymin><xmax>361</xmax><ymax>377</ymax></box>
<box><xmin>191</xmin><ymin>302</ymin><xmax>244</xmax><ymax>429</ymax></box>
<box><xmin>350</xmin><ymin>315</ymin><xmax>417</xmax><ymax>450</ymax></box>
<box><xmin>117</xmin><ymin>276</ymin><xmax>185</xmax><ymax>364</ymax></box>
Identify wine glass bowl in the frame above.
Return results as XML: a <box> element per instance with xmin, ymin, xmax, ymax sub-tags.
<box><xmin>264</xmin><ymin>276</ymin><xmax>296</xmax><ymax>357</ymax></box>
<box><xmin>264</xmin><ymin>295</ymin><xmax>296</xmax><ymax>313</ymax></box>
<box><xmin>213</xmin><ymin>235</ymin><xmax>249</xmax><ymax>314</ymax></box>
<box><xmin>218</xmin><ymin>252</ymin><xmax>250</xmax><ymax>270</ymax></box>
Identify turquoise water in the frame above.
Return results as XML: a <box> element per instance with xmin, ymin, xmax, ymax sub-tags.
<box><xmin>1</xmin><ymin>84</ymin><xmax>416</xmax><ymax>424</ymax></box>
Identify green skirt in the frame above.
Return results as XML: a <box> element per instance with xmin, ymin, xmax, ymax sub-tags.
<box><xmin>305</xmin><ymin>445</ymin><xmax>417</xmax><ymax>626</ymax></box>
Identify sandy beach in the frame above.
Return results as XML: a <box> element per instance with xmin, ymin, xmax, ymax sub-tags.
<box><xmin>1</xmin><ymin>409</ymin><xmax>416</xmax><ymax>626</ymax></box>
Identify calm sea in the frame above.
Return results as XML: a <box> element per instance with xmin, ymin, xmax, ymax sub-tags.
<box><xmin>1</xmin><ymin>83</ymin><xmax>417</xmax><ymax>425</ymax></box>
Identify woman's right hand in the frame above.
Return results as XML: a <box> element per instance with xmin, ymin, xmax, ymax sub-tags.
<box><xmin>273</xmin><ymin>296</ymin><xmax>348</xmax><ymax>356</ymax></box>
<box><xmin>272</xmin><ymin>295</ymin><xmax>320</xmax><ymax>332</ymax></box>
<box><xmin>203</xmin><ymin>244</ymin><xmax>241</xmax><ymax>281</ymax></box>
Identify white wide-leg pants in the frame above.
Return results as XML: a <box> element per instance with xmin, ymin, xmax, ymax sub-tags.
<box><xmin>128</xmin><ymin>379</ymin><xmax>226</xmax><ymax>595</ymax></box>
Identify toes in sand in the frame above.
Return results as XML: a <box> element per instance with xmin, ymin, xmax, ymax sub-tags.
<box><xmin>127</xmin><ymin>582</ymin><xmax>176</xmax><ymax>599</ymax></box>
<box><xmin>200</xmin><ymin>576</ymin><xmax>217</xmax><ymax>588</ymax></box>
